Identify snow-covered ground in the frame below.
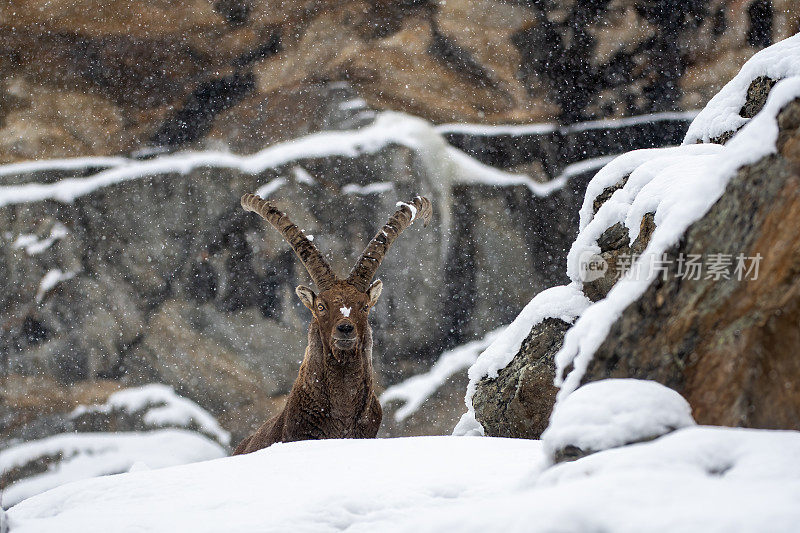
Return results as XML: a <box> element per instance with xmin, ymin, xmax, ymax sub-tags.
<box><xmin>6</xmin><ymin>427</ymin><xmax>800</xmax><ymax>532</ymax></box>
<box><xmin>0</xmin><ymin>430</ymin><xmax>226</xmax><ymax>509</ymax></box>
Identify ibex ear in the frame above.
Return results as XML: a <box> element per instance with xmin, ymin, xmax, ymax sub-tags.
<box><xmin>367</xmin><ymin>279</ymin><xmax>383</xmax><ymax>307</ymax></box>
<box><xmin>296</xmin><ymin>285</ymin><xmax>316</xmax><ymax>311</ymax></box>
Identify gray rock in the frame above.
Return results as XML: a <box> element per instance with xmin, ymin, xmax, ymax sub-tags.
<box><xmin>1</xmin><ymin>129</ymin><xmax>582</xmax><ymax>439</ymax></box>
<box><xmin>473</xmin><ymin>318</ymin><xmax>570</xmax><ymax>439</ymax></box>
<box><xmin>472</xmin><ymin>82</ymin><xmax>800</xmax><ymax>437</ymax></box>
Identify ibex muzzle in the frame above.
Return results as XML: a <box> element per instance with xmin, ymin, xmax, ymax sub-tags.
<box><xmin>233</xmin><ymin>193</ymin><xmax>432</xmax><ymax>454</ymax></box>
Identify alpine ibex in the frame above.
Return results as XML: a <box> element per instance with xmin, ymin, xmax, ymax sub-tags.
<box><xmin>233</xmin><ymin>193</ymin><xmax>432</xmax><ymax>454</ymax></box>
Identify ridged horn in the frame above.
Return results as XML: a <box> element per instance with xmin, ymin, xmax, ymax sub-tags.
<box><xmin>347</xmin><ymin>196</ymin><xmax>432</xmax><ymax>292</ymax></box>
<box><xmin>241</xmin><ymin>193</ymin><xmax>337</xmax><ymax>290</ymax></box>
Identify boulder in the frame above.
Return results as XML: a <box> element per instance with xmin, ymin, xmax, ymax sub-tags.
<box><xmin>541</xmin><ymin>379</ymin><xmax>696</xmax><ymax>463</ymax></box>
<box><xmin>472</xmin><ymin>318</ymin><xmax>569</xmax><ymax>439</ymax></box>
<box><xmin>581</xmin><ymin>95</ymin><xmax>800</xmax><ymax>428</ymax></box>
<box><xmin>473</xmin><ymin>60</ymin><xmax>800</xmax><ymax>437</ymax></box>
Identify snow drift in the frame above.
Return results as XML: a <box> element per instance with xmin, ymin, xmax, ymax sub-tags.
<box><xmin>6</xmin><ymin>429</ymin><xmax>800</xmax><ymax>532</ymax></box>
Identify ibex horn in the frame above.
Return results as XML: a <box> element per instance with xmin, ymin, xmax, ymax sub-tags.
<box><xmin>347</xmin><ymin>196</ymin><xmax>432</xmax><ymax>292</ymax></box>
<box><xmin>241</xmin><ymin>193</ymin><xmax>337</xmax><ymax>291</ymax></box>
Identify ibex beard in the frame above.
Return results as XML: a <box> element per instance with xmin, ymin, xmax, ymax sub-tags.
<box><xmin>233</xmin><ymin>193</ymin><xmax>432</xmax><ymax>455</ymax></box>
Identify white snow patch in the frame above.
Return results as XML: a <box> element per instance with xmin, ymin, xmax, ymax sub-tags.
<box><xmin>342</xmin><ymin>182</ymin><xmax>395</xmax><ymax>195</ymax></box>
<box><xmin>339</xmin><ymin>98</ymin><xmax>367</xmax><ymax>111</ymax></box>
<box><xmin>418</xmin><ymin>427</ymin><xmax>800</xmax><ymax>533</ymax></box>
<box><xmin>436</xmin><ymin>121</ymin><xmax>558</xmax><ymax>136</ymax></box>
<box><xmin>8</xmin><ymin>429</ymin><xmax>800</xmax><ymax>532</ymax></box>
<box><xmin>12</xmin><ymin>223</ymin><xmax>69</xmax><ymax>255</ymax></box>
<box><xmin>0</xmin><ymin>156</ymin><xmax>128</xmax><ymax>178</ymax></box>
<box><xmin>565</xmin><ymin>110</ymin><xmax>699</xmax><ymax>133</ymax></box>
<box><xmin>396</xmin><ymin>201</ymin><xmax>417</xmax><ymax>220</ymax></box>
<box><xmin>339</xmin><ymin>307</ymin><xmax>351</xmax><ymax>317</ymax></box>
<box><xmin>685</xmin><ymin>33</ymin><xmax>800</xmax><ymax>144</ymax></box>
<box><xmin>35</xmin><ymin>269</ymin><xmax>76</xmax><ymax>302</ymax></box>
<box><xmin>556</xmin><ymin>76</ymin><xmax>800</xmax><ymax>402</ymax></box>
<box><xmin>291</xmin><ymin>165</ymin><xmax>316</xmax><ymax>185</ymax></box>
<box><xmin>254</xmin><ymin>177</ymin><xmax>287</xmax><ymax>199</ymax></box>
<box><xmin>453</xmin><ymin>284</ymin><xmax>590</xmax><ymax>436</ymax></box>
<box><xmin>0</xmin><ymin>430</ymin><xmax>225</xmax><ymax>508</ymax></box>
<box><xmin>381</xmin><ymin>328</ymin><xmax>504</xmax><ymax>422</ymax></box>
<box><xmin>0</xmin><ymin>112</ymin><xmax>534</xmax><ymax>211</ymax></box>
<box><xmin>436</xmin><ymin>110</ymin><xmax>697</xmax><ymax>137</ymax></box>
<box><xmin>72</xmin><ymin>384</ymin><xmax>230</xmax><ymax>446</ymax></box>
<box><xmin>577</xmin><ymin>144</ymin><xmax>724</xmax><ymax>232</ymax></box>
<box><xmin>541</xmin><ymin>379</ymin><xmax>696</xmax><ymax>456</ymax></box>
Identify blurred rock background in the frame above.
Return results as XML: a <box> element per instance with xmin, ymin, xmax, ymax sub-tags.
<box><xmin>1</xmin><ymin>1</ymin><xmax>797</xmax><ymax>446</ymax></box>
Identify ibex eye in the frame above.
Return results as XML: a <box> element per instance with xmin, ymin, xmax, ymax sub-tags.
<box><xmin>317</xmin><ymin>304</ymin><xmax>325</xmax><ymax>311</ymax></box>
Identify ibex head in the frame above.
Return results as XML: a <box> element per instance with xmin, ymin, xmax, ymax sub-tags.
<box><xmin>241</xmin><ymin>193</ymin><xmax>432</xmax><ymax>361</ymax></box>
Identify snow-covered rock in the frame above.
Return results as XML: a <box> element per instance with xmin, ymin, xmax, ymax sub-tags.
<box><xmin>685</xmin><ymin>33</ymin><xmax>800</xmax><ymax>144</ymax></box>
<box><xmin>454</xmin><ymin>285</ymin><xmax>590</xmax><ymax>437</ymax></box>
<box><xmin>468</xmin><ymin>33</ymin><xmax>800</xmax><ymax>437</ymax></box>
<box><xmin>541</xmin><ymin>379</ymin><xmax>696</xmax><ymax>462</ymax></box>
<box><xmin>6</xmin><ymin>429</ymin><xmax>800</xmax><ymax>532</ymax></box>
<box><xmin>72</xmin><ymin>384</ymin><xmax>230</xmax><ymax>447</ymax></box>
<box><xmin>556</xmin><ymin>75</ymin><xmax>800</xmax><ymax>401</ymax></box>
<box><xmin>0</xmin><ymin>429</ymin><xmax>225</xmax><ymax>509</ymax></box>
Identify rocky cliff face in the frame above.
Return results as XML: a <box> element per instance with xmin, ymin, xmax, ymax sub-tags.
<box><xmin>2</xmin><ymin>1</ymin><xmax>797</xmax><ymax>163</ymax></box>
<box><xmin>1</xmin><ymin>82</ymin><xmax>698</xmax><ymax>443</ymax></box>
<box><xmin>3</xmin><ymin>1</ymin><xmax>797</xmax><ymax>444</ymax></box>
<box><xmin>0</xmin><ymin>109</ymin><xmax>562</xmax><ymax>442</ymax></box>
<box><xmin>474</xmin><ymin>65</ymin><xmax>800</xmax><ymax>438</ymax></box>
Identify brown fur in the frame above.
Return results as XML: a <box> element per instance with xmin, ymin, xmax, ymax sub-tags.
<box><xmin>233</xmin><ymin>282</ymin><xmax>383</xmax><ymax>454</ymax></box>
<box><xmin>233</xmin><ymin>194</ymin><xmax>430</xmax><ymax>454</ymax></box>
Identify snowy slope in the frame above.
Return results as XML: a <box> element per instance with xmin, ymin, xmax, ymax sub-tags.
<box><xmin>0</xmin><ymin>430</ymin><xmax>226</xmax><ymax>508</ymax></box>
<box><xmin>7</xmin><ymin>430</ymin><xmax>800</xmax><ymax>532</ymax></box>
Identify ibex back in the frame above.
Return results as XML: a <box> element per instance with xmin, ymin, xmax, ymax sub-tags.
<box><xmin>233</xmin><ymin>193</ymin><xmax>432</xmax><ymax>454</ymax></box>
